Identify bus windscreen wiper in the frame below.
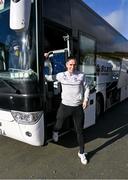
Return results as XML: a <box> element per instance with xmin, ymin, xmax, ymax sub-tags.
<box><xmin>0</xmin><ymin>78</ymin><xmax>21</xmax><ymax>94</ymax></box>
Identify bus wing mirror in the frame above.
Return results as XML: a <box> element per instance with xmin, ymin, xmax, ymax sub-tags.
<box><xmin>10</xmin><ymin>0</ymin><xmax>31</xmax><ymax>31</ymax></box>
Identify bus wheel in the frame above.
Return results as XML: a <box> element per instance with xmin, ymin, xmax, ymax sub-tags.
<box><xmin>96</xmin><ymin>95</ymin><xmax>103</xmax><ymax>119</ymax></box>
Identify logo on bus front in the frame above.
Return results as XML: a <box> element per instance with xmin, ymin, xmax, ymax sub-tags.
<box><xmin>0</xmin><ymin>0</ymin><xmax>5</xmax><ymax>10</ymax></box>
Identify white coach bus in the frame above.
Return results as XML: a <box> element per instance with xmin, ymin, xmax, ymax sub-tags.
<box><xmin>0</xmin><ymin>0</ymin><xmax>128</xmax><ymax>146</ymax></box>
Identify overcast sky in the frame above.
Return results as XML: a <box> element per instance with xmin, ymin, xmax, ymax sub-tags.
<box><xmin>83</xmin><ymin>0</ymin><xmax>128</xmax><ymax>40</ymax></box>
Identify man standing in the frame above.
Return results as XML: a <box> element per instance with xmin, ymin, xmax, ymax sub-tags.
<box><xmin>46</xmin><ymin>56</ymin><xmax>90</xmax><ymax>165</ymax></box>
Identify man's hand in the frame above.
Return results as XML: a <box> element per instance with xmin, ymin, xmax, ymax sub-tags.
<box><xmin>82</xmin><ymin>100</ymin><xmax>88</xmax><ymax>110</ymax></box>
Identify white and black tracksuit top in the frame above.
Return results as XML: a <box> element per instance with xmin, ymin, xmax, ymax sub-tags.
<box><xmin>46</xmin><ymin>70</ymin><xmax>90</xmax><ymax>107</ymax></box>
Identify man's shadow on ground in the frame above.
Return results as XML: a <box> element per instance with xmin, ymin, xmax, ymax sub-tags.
<box><xmin>54</xmin><ymin>100</ymin><xmax>128</xmax><ymax>161</ymax></box>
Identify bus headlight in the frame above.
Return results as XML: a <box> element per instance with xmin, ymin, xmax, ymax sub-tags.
<box><xmin>11</xmin><ymin>111</ymin><xmax>43</xmax><ymax>125</ymax></box>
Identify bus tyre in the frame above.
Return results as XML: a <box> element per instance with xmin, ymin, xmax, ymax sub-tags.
<box><xmin>96</xmin><ymin>95</ymin><xmax>103</xmax><ymax>119</ymax></box>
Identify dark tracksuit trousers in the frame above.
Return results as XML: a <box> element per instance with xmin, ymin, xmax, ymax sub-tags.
<box><xmin>54</xmin><ymin>103</ymin><xmax>85</xmax><ymax>154</ymax></box>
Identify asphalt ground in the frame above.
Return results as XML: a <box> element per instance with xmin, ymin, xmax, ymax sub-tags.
<box><xmin>0</xmin><ymin>99</ymin><xmax>128</xmax><ymax>179</ymax></box>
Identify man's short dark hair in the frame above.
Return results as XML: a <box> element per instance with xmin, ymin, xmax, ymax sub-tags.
<box><xmin>66</xmin><ymin>56</ymin><xmax>77</xmax><ymax>62</ymax></box>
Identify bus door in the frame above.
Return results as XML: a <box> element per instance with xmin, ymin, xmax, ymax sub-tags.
<box><xmin>79</xmin><ymin>33</ymin><xmax>96</xmax><ymax>128</ymax></box>
<box><xmin>44</xmin><ymin>48</ymin><xmax>69</xmax><ymax>139</ymax></box>
<box><xmin>44</xmin><ymin>48</ymin><xmax>68</xmax><ymax>112</ymax></box>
